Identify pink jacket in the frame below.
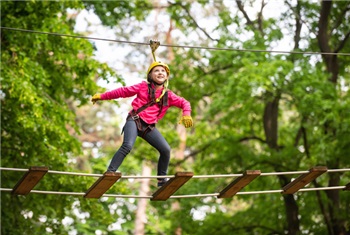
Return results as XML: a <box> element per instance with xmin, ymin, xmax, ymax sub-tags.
<box><xmin>100</xmin><ymin>81</ymin><xmax>191</xmax><ymax>124</ymax></box>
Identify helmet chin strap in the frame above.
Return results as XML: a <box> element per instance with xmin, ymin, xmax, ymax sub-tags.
<box><xmin>153</xmin><ymin>79</ymin><xmax>168</xmax><ymax>102</ymax></box>
<box><xmin>152</xmin><ymin>80</ymin><xmax>165</xmax><ymax>86</ymax></box>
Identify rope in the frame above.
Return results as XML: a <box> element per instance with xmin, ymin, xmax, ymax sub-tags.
<box><xmin>0</xmin><ymin>186</ymin><xmax>346</xmax><ymax>199</ymax></box>
<box><xmin>1</xmin><ymin>167</ymin><xmax>349</xmax><ymax>179</ymax></box>
<box><xmin>193</xmin><ymin>174</ymin><xmax>243</xmax><ymax>178</ymax></box>
<box><xmin>1</xmin><ymin>166</ymin><xmax>348</xmax><ymax>198</ymax></box>
<box><xmin>2</xmin><ymin>27</ymin><xmax>350</xmax><ymax>56</ymax></box>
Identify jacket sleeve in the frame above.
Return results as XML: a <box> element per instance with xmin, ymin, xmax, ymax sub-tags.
<box><xmin>100</xmin><ymin>82</ymin><xmax>144</xmax><ymax>100</ymax></box>
<box><xmin>168</xmin><ymin>91</ymin><xmax>192</xmax><ymax>116</ymax></box>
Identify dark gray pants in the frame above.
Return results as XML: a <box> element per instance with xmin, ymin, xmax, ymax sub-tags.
<box><xmin>107</xmin><ymin>119</ymin><xmax>171</xmax><ymax>177</ymax></box>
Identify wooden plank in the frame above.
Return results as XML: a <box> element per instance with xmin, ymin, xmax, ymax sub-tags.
<box><xmin>282</xmin><ymin>166</ymin><xmax>328</xmax><ymax>194</ymax></box>
<box><xmin>218</xmin><ymin>170</ymin><xmax>261</xmax><ymax>198</ymax></box>
<box><xmin>344</xmin><ymin>183</ymin><xmax>350</xmax><ymax>191</ymax></box>
<box><xmin>84</xmin><ymin>172</ymin><xmax>121</xmax><ymax>198</ymax></box>
<box><xmin>151</xmin><ymin>172</ymin><xmax>193</xmax><ymax>201</ymax></box>
<box><xmin>12</xmin><ymin>166</ymin><xmax>48</xmax><ymax>195</ymax></box>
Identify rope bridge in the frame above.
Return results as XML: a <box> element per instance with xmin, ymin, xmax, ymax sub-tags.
<box><xmin>1</xmin><ymin>166</ymin><xmax>349</xmax><ymax>201</ymax></box>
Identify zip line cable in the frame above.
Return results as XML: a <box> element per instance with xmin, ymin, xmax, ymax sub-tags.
<box><xmin>2</xmin><ymin>26</ymin><xmax>350</xmax><ymax>56</ymax></box>
<box><xmin>1</xmin><ymin>167</ymin><xmax>349</xmax><ymax>199</ymax></box>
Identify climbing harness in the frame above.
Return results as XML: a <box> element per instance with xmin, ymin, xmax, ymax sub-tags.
<box><xmin>124</xmin><ymin>41</ymin><xmax>170</xmax><ymax>138</ymax></box>
<box><xmin>127</xmin><ymin>83</ymin><xmax>168</xmax><ymax>138</ymax></box>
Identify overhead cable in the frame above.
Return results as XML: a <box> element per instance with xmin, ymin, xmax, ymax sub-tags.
<box><xmin>2</xmin><ymin>27</ymin><xmax>350</xmax><ymax>56</ymax></box>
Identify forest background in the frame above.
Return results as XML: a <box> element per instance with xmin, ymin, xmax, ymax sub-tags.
<box><xmin>1</xmin><ymin>1</ymin><xmax>350</xmax><ymax>235</ymax></box>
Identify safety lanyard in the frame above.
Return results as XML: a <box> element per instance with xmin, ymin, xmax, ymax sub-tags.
<box><xmin>132</xmin><ymin>84</ymin><xmax>168</xmax><ymax>118</ymax></box>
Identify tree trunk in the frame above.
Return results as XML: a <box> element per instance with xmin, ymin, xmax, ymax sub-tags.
<box><xmin>283</xmin><ymin>194</ymin><xmax>300</xmax><ymax>235</ymax></box>
<box><xmin>279</xmin><ymin>176</ymin><xmax>301</xmax><ymax>235</ymax></box>
<box><xmin>171</xmin><ymin>124</ymin><xmax>187</xmax><ymax>235</ymax></box>
<box><xmin>134</xmin><ymin>161</ymin><xmax>151</xmax><ymax>235</ymax></box>
<box><xmin>264</xmin><ymin>95</ymin><xmax>301</xmax><ymax>234</ymax></box>
<box><xmin>317</xmin><ymin>1</ymin><xmax>347</xmax><ymax>234</ymax></box>
<box><xmin>318</xmin><ymin>0</ymin><xmax>339</xmax><ymax>83</ymax></box>
<box><xmin>263</xmin><ymin>95</ymin><xmax>279</xmax><ymax>149</ymax></box>
<box><xmin>165</xmin><ymin>17</ymin><xmax>184</xmax><ymax>235</ymax></box>
<box><xmin>325</xmin><ymin>172</ymin><xmax>347</xmax><ymax>235</ymax></box>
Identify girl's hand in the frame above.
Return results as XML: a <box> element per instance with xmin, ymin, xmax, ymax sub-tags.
<box><xmin>179</xmin><ymin>116</ymin><xmax>193</xmax><ymax>128</ymax></box>
<box><xmin>91</xmin><ymin>94</ymin><xmax>101</xmax><ymax>105</ymax></box>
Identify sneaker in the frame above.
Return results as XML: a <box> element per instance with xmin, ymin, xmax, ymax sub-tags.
<box><xmin>157</xmin><ymin>178</ymin><xmax>168</xmax><ymax>187</ymax></box>
<box><xmin>104</xmin><ymin>170</ymin><xmax>117</xmax><ymax>176</ymax></box>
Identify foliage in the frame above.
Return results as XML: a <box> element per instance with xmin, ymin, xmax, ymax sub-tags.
<box><xmin>1</xmin><ymin>0</ymin><xmax>350</xmax><ymax>235</ymax></box>
<box><xmin>0</xmin><ymin>1</ymin><xmax>119</xmax><ymax>234</ymax></box>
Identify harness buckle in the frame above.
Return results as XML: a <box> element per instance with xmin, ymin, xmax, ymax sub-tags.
<box><xmin>131</xmin><ymin>114</ymin><xmax>139</xmax><ymax>120</ymax></box>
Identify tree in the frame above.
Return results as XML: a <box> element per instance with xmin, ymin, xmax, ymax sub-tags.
<box><xmin>1</xmin><ymin>1</ymin><xmax>120</xmax><ymax>234</ymax></box>
<box><xmin>162</xmin><ymin>1</ymin><xmax>350</xmax><ymax>234</ymax></box>
<box><xmin>2</xmin><ymin>1</ymin><xmax>349</xmax><ymax>234</ymax></box>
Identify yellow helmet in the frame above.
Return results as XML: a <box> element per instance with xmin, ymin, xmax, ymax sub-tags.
<box><xmin>147</xmin><ymin>61</ymin><xmax>170</xmax><ymax>77</ymax></box>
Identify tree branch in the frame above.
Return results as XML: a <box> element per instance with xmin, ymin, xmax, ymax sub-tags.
<box><xmin>335</xmin><ymin>30</ymin><xmax>350</xmax><ymax>53</ymax></box>
<box><xmin>286</xmin><ymin>0</ymin><xmax>302</xmax><ymax>51</ymax></box>
<box><xmin>170</xmin><ymin>1</ymin><xmax>219</xmax><ymax>42</ymax></box>
<box><xmin>171</xmin><ymin>141</ymin><xmax>213</xmax><ymax>168</ymax></box>
<box><xmin>236</xmin><ymin>0</ymin><xmax>255</xmax><ymax>28</ymax></box>
<box><xmin>313</xmin><ymin>181</ymin><xmax>333</xmax><ymax>234</ymax></box>
<box><xmin>257</xmin><ymin>0</ymin><xmax>267</xmax><ymax>33</ymax></box>
<box><xmin>331</xmin><ymin>4</ymin><xmax>350</xmax><ymax>34</ymax></box>
<box><xmin>173</xmin><ymin>134</ymin><xmax>266</xmax><ymax>167</ymax></box>
<box><xmin>239</xmin><ymin>136</ymin><xmax>266</xmax><ymax>144</ymax></box>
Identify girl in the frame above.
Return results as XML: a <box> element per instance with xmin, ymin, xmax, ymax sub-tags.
<box><xmin>91</xmin><ymin>61</ymin><xmax>193</xmax><ymax>186</ymax></box>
